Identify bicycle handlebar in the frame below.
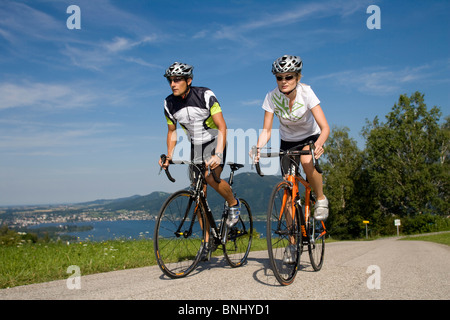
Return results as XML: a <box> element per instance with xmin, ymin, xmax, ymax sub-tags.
<box><xmin>160</xmin><ymin>154</ymin><xmax>176</xmax><ymax>182</ymax></box>
<box><xmin>252</xmin><ymin>141</ymin><xmax>323</xmax><ymax>177</ymax></box>
<box><xmin>159</xmin><ymin>154</ymin><xmax>221</xmax><ymax>184</ymax></box>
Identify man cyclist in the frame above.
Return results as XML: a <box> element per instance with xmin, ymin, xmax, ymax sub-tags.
<box><xmin>254</xmin><ymin>55</ymin><xmax>329</xmax><ymax>221</ymax></box>
<box><xmin>158</xmin><ymin>62</ymin><xmax>240</xmax><ymax>259</ymax></box>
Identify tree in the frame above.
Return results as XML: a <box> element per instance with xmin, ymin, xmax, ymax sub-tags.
<box><xmin>322</xmin><ymin>126</ymin><xmax>365</xmax><ymax>238</ymax></box>
<box><xmin>362</xmin><ymin>92</ymin><xmax>448</xmax><ymax>217</ymax></box>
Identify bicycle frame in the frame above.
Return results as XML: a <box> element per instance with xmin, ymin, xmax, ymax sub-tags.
<box><xmin>155</xmin><ymin>156</ymin><xmax>252</xmax><ymax>278</ymax></box>
<box><xmin>160</xmin><ymin>157</ymin><xmax>242</xmax><ymax>246</ymax></box>
<box><xmin>254</xmin><ymin>142</ymin><xmax>327</xmax><ymax>241</ymax></box>
<box><xmin>284</xmin><ymin>162</ymin><xmax>326</xmax><ymax>243</ymax></box>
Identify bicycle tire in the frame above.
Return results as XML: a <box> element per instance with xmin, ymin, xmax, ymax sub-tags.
<box><xmin>266</xmin><ymin>181</ymin><xmax>301</xmax><ymax>286</ymax></box>
<box><xmin>223</xmin><ymin>198</ymin><xmax>253</xmax><ymax>268</ymax></box>
<box><xmin>153</xmin><ymin>190</ymin><xmax>206</xmax><ymax>278</ymax></box>
<box><xmin>307</xmin><ymin>213</ymin><xmax>325</xmax><ymax>271</ymax></box>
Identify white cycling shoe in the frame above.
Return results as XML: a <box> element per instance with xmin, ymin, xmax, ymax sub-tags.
<box><xmin>314</xmin><ymin>196</ymin><xmax>329</xmax><ymax>221</ymax></box>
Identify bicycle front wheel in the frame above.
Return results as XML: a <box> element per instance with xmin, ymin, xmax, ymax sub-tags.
<box><xmin>223</xmin><ymin>198</ymin><xmax>253</xmax><ymax>268</ymax></box>
<box><xmin>153</xmin><ymin>190</ymin><xmax>206</xmax><ymax>278</ymax></box>
<box><xmin>307</xmin><ymin>214</ymin><xmax>325</xmax><ymax>271</ymax></box>
<box><xmin>267</xmin><ymin>181</ymin><xmax>301</xmax><ymax>286</ymax></box>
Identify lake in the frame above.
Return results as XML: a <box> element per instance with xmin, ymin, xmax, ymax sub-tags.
<box><xmin>30</xmin><ymin>220</ymin><xmax>268</xmax><ymax>242</ymax></box>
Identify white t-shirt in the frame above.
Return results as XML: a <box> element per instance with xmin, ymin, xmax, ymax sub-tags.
<box><xmin>262</xmin><ymin>83</ymin><xmax>321</xmax><ymax>141</ymax></box>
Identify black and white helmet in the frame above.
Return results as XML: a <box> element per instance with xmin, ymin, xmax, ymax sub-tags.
<box><xmin>164</xmin><ymin>62</ymin><xmax>194</xmax><ymax>79</ymax></box>
<box><xmin>271</xmin><ymin>55</ymin><xmax>302</xmax><ymax>74</ymax></box>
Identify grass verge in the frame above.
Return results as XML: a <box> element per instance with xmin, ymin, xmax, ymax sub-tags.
<box><xmin>400</xmin><ymin>231</ymin><xmax>450</xmax><ymax>246</ymax></box>
<box><xmin>0</xmin><ymin>239</ymin><xmax>157</xmax><ymax>289</ymax></box>
<box><xmin>0</xmin><ymin>237</ymin><xmax>269</xmax><ymax>289</ymax></box>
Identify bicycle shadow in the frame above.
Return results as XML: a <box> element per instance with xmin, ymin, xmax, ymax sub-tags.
<box><xmin>157</xmin><ymin>251</ymin><xmax>317</xmax><ymax>286</ymax></box>
<box><xmin>250</xmin><ymin>257</ymin><xmax>316</xmax><ymax>287</ymax></box>
<box><xmin>156</xmin><ymin>255</ymin><xmax>235</xmax><ymax>281</ymax></box>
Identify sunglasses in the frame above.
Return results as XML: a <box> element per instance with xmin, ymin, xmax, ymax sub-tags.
<box><xmin>167</xmin><ymin>77</ymin><xmax>186</xmax><ymax>84</ymax></box>
<box><xmin>276</xmin><ymin>75</ymin><xmax>295</xmax><ymax>81</ymax></box>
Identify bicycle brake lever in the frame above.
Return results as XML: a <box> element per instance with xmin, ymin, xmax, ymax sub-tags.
<box><xmin>159</xmin><ymin>154</ymin><xmax>166</xmax><ymax>175</ymax></box>
<box><xmin>160</xmin><ymin>154</ymin><xmax>176</xmax><ymax>182</ymax></box>
<box><xmin>308</xmin><ymin>142</ymin><xmax>323</xmax><ymax>174</ymax></box>
<box><xmin>250</xmin><ymin>145</ymin><xmax>257</xmax><ymax>169</ymax></box>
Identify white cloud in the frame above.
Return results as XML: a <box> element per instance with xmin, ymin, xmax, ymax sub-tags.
<box><xmin>207</xmin><ymin>0</ymin><xmax>369</xmax><ymax>42</ymax></box>
<box><xmin>103</xmin><ymin>35</ymin><xmax>157</xmax><ymax>53</ymax></box>
<box><xmin>241</xmin><ymin>99</ymin><xmax>263</xmax><ymax>106</ymax></box>
<box><xmin>0</xmin><ymin>120</ymin><xmax>124</xmax><ymax>156</ymax></box>
<box><xmin>0</xmin><ymin>82</ymin><xmax>96</xmax><ymax>110</ymax></box>
<box><xmin>62</xmin><ymin>34</ymin><xmax>159</xmax><ymax>71</ymax></box>
<box><xmin>123</xmin><ymin>57</ymin><xmax>163</xmax><ymax>69</ymax></box>
<box><xmin>0</xmin><ymin>1</ymin><xmax>62</xmax><ymax>42</ymax></box>
<box><xmin>312</xmin><ymin>61</ymin><xmax>450</xmax><ymax>95</ymax></box>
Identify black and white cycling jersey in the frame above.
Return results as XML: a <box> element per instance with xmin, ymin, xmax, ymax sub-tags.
<box><xmin>164</xmin><ymin>86</ymin><xmax>222</xmax><ymax>145</ymax></box>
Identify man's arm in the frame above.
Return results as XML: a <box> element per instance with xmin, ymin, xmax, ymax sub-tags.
<box><xmin>159</xmin><ymin>123</ymin><xmax>177</xmax><ymax>168</ymax></box>
<box><xmin>206</xmin><ymin>112</ymin><xmax>226</xmax><ymax>169</ymax></box>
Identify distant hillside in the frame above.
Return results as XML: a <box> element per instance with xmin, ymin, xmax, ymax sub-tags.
<box><xmin>205</xmin><ymin>172</ymin><xmax>283</xmax><ymax>219</ymax></box>
<box><xmin>78</xmin><ymin>191</ymin><xmax>170</xmax><ymax>214</ymax></box>
<box><xmin>85</xmin><ymin>172</ymin><xmax>301</xmax><ymax>219</ymax></box>
<box><xmin>1</xmin><ymin>172</ymin><xmax>307</xmax><ymax>226</ymax></box>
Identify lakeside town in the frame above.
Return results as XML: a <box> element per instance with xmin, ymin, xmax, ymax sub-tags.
<box><xmin>0</xmin><ymin>204</ymin><xmax>156</xmax><ymax>229</ymax></box>
<box><xmin>0</xmin><ymin>192</ymin><xmax>173</xmax><ymax>229</ymax></box>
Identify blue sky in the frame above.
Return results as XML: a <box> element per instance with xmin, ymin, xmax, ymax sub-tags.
<box><xmin>0</xmin><ymin>0</ymin><xmax>448</xmax><ymax>206</ymax></box>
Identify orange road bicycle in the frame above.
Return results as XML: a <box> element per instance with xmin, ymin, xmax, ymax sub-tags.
<box><xmin>253</xmin><ymin>142</ymin><xmax>326</xmax><ymax>286</ymax></box>
<box><xmin>154</xmin><ymin>155</ymin><xmax>253</xmax><ymax>279</ymax></box>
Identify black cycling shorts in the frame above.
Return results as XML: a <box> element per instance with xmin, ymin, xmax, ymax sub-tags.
<box><xmin>189</xmin><ymin>139</ymin><xmax>227</xmax><ymax>184</ymax></box>
<box><xmin>280</xmin><ymin>134</ymin><xmax>320</xmax><ymax>176</ymax></box>
<box><xmin>190</xmin><ymin>139</ymin><xmax>227</xmax><ymax>168</ymax></box>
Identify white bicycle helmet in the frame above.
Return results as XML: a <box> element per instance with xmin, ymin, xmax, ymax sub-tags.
<box><xmin>271</xmin><ymin>55</ymin><xmax>302</xmax><ymax>74</ymax></box>
<box><xmin>164</xmin><ymin>62</ymin><xmax>194</xmax><ymax>79</ymax></box>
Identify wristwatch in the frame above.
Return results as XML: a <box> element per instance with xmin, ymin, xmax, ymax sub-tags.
<box><xmin>215</xmin><ymin>152</ymin><xmax>223</xmax><ymax>161</ymax></box>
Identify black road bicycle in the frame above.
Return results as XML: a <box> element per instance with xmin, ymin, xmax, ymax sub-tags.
<box><xmin>154</xmin><ymin>155</ymin><xmax>253</xmax><ymax>278</ymax></box>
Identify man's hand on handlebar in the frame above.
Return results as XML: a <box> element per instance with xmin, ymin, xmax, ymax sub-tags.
<box><xmin>205</xmin><ymin>155</ymin><xmax>221</xmax><ymax>170</ymax></box>
<box><xmin>158</xmin><ymin>154</ymin><xmax>171</xmax><ymax>170</ymax></box>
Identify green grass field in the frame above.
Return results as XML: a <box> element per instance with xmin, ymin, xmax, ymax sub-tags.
<box><xmin>0</xmin><ymin>240</ymin><xmax>158</xmax><ymax>288</ymax></box>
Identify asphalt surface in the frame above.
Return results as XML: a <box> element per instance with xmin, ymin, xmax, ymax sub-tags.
<box><xmin>1</xmin><ymin>237</ymin><xmax>449</xmax><ymax>300</ymax></box>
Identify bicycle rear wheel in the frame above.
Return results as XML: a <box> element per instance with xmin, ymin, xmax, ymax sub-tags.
<box><xmin>153</xmin><ymin>190</ymin><xmax>206</xmax><ymax>278</ymax></box>
<box><xmin>266</xmin><ymin>181</ymin><xmax>301</xmax><ymax>286</ymax></box>
<box><xmin>307</xmin><ymin>214</ymin><xmax>325</xmax><ymax>271</ymax></box>
<box><xmin>223</xmin><ymin>198</ymin><xmax>253</xmax><ymax>268</ymax></box>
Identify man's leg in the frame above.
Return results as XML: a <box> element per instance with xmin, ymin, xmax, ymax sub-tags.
<box><xmin>204</xmin><ymin>166</ymin><xmax>237</xmax><ymax>206</ymax></box>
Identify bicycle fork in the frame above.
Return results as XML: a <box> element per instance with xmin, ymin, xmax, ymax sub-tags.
<box><xmin>174</xmin><ymin>196</ymin><xmax>199</xmax><ymax>238</ymax></box>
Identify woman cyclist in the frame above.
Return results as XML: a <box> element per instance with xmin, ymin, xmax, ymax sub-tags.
<box><xmin>254</xmin><ymin>55</ymin><xmax>330</xmax><ymax>221</ymax></box>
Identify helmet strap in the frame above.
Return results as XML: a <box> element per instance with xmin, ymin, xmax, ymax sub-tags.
<box><xmin>181</xmin><ymin>78</ymin><xmax>192</xmax><ymax>99</ymax></box>
<box><xmin>285</xmin><ymin>88</ymin><xmax>296</xmax><ymax>96</ymax></box>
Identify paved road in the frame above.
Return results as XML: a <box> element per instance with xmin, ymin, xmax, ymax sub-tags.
<box><xmin>1</xmin><ymin>237</ymin><xmax>449</xmax><ymax>300</ymax></box>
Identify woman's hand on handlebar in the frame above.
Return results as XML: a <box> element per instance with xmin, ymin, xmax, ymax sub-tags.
<box><xmin>314</xmin><ymin>138</ymin><xmax>325</xmax><ymax>159</ymax></box>
<box><xmin>313</xmin><ymin>141</ymin><xmax>325</xmax><ymax>159</ymax></box>
<box><xmin>250</xmin><ymin>146</ymin><xmax>261</xmax><ymax>163</ymax></box>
